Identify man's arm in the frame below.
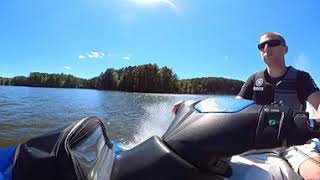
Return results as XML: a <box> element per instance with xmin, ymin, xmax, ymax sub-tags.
<box><xmin>237</xmin><ymin>74</ymin><xmax>254</xmax><ymax>100</ymax></box>
<box><xmin>300</xmin><ymin>72</ymin><xmax>320</xmax><ymax>117</ymax></box>
<box><xmin>297</xmin><ymin>71</ymin><xmax>320</xmax><ymax>116</ymax></box>
<box><xmin>307</xmin><ymin>91</ymin><xmax>320</xmax><ymax>118</ymax></box>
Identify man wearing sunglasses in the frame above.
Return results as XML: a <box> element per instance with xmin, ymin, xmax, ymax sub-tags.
<box><xmin>238</xmin><ymin>32</ymin><xmax>320</xmax><ymax>113</ymax></box>
<box><xmin>237</xmin><ymin>32</ymin><xmax>320</xmax><ymax>180</ymax></box>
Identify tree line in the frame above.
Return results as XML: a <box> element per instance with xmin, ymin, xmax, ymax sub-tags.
<box><xmin>0</xmin><ymin>64</ymin><xmax>244</xmax><ymax>95</ymax></box>
<box><xmin>0</xmin><ymin>73</ymin><xmax>90</xmax><ymax>88</ymax></box>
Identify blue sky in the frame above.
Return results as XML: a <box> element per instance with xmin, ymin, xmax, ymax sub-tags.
<box><xmin>1</xmin><ymin>0</ymin><xmax>320</xmax><ymax>84</ymax></box>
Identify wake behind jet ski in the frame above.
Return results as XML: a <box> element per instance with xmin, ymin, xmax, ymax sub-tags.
<box><xmin>1</xmin><ymin>97</ymin><xmax>320</xmax><ymax>180</ymax></box>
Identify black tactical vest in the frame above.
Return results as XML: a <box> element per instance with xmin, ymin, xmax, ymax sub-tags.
<box><xmin>252</xmin><ymin>66</ymin><xmax>305</xmax><ymax>111</ymax></box>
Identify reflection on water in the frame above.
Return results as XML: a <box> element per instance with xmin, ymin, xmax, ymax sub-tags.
<box><xmin>0</xmin><ymin>86</ymin><xmax>216</xmax><ymax>147</ymax></box>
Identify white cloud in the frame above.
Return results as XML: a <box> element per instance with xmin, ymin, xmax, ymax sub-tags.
<box><xmin>88</xmin><ymin>51</ymin><xmax>104</xmax><ymax>59</ymax></box>
<box><xmin>64</xmin><ymin>66</ymin><xmax>72</xmax><ymax>70</ymax></box>
<box><xmin>122</xmin><ymin>54</ymin><xmax>132</xmax><ymax>60</ymax></box>
<box><xmin>123</xmin><ymin>56</ymin><xmax>130</xmax><ymax>60</ymax></box>
<box><xmin>78</xmin><ymin>55</ymin><xmax>86</xmax><ymax>59</ymax></box>
<box><xmin>87</xmin><ymin>52</ymin><xmax>97</xmax><ymax>58</ymax></box>
<box><xmin>79</xmin><ymin>51</ymin><xmax>105</xmax><ymax>60</ymax></box>
<box><xmin>293</xmin><ymin>53</ymin><xmax>310</xmax><ymax>72</ymax></box>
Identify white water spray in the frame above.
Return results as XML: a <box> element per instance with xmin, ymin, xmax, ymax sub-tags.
<box><xmin>122</xmin><ymin>101</ymin><xmax>175</xmax><ymax>149</ymax></box>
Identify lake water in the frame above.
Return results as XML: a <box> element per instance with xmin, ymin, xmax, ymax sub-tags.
<box><xmin>0</xmin><ymin>86</ymin><xmax>220</xmax><ymax>148</ymax></box>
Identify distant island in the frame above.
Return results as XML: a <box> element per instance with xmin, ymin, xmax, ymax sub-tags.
<box><xmin>0</xmin><ymin>64</ymin><xmax>244</xmax><ymax>95</ymax></box>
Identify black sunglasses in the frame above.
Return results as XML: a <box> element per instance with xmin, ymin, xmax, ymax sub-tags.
<box><xmin>258</xmin><ymin>39</ymin><xmax>285</xmax><ymax>51</ymax></box>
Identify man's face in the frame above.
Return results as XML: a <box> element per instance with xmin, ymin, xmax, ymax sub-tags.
<box><xmin>258</xmin><ymin>34</ymin><xmax>288</xmax><ymax>66</ymax></box>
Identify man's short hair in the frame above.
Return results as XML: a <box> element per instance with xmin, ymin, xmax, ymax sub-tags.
<box><xmin>261</xmin><ymin>32</ymin><xmax>287</xmax><ymax>46</ymax></box>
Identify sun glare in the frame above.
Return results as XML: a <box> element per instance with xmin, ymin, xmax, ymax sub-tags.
<box><xmin>131</xmin><ymin>0</ymin><xmax>177</xmax><ymax>10</ymax></box>
<box><xmin>133</xmin><ymin>0</ymin><xmax>161</xmax><ymax>4</ymax></box>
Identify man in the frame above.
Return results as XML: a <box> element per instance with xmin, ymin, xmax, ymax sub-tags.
<box><xmin>237</xmin><ymin>32</ymin><xmax>320</xmax><ymax>114</ymax></box>
<box><xmin>172</xmin><ymin>32</ymin><xmax>320</xmax><ymax>179</ymax></box>
<box><xmin>237</xmin><ymin>32</ymin><xmax>320</xmax><ymax>180</ymax></box>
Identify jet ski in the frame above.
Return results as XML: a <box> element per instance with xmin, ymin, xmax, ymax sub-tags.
<box><xmin>1</xmin><ymin>97</ymin><xmax>320</xmax><ymax>180</ymax></box>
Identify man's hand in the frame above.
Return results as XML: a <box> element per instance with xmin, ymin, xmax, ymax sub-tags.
<box><xmin>172</xmin><ymin>100</ymin><xmax>184</xmax><ymax>115</ymax></box>
<box><xmin>284</xmin><ymin>141</ymin><xmax>320</xmax><ymax>180</ymax></box>
<box><xmin>299</xmin><ymin>156</ymin><xmax>320</xmax><ymax>180</ymax></box>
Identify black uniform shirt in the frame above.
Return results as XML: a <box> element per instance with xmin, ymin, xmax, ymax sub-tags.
<box><xmin>238</xmin><ymin>68</ymin><xmax>319</xmax><ymax>105</ymax></box>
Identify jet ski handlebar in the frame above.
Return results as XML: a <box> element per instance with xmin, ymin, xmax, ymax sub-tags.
<box><xmin>161</xmin><ymin>99</ymin><xmax>320</xmax><ymax>171</ymax></box>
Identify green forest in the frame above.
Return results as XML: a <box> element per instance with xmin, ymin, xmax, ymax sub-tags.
<box><xmin>0</xmin><ymin>64</ymin><xmax>244</xmax><ymax>95</ymax></box>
